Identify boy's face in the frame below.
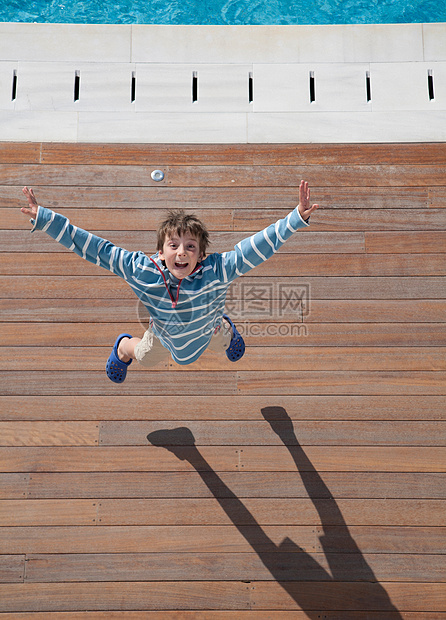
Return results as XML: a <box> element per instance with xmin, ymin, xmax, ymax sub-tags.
<box><xmin>159</xmin><ymin>233</ymin><xmax>203</xmax><ymax>279</ymax></box>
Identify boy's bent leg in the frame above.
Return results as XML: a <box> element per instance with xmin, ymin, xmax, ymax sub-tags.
<box><xmin>106</xmin><ymin>333</ymin><xmax>134</xmax><ymax>384</ymax></box>
<box><xmin>118</xmin><ymin>336</ymin><xmax>141</xmax><ymax>363</ymax></box>
<box><xmin>134</xmin><ymin>326</ymin><xmax>170</xmax><ymax>368</ymax></box>
<box><xmin>207</xmin><ymin>320</ymin><xmax>233</xmax><ymax>353</ymax></box>
<box><xmin>208</xmin><ymin>316</ymin><xmax>245</xmax><ymax>362</ymax></box>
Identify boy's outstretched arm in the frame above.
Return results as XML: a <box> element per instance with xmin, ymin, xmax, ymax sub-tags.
<box><xmin>297</xmin><ymin>179</ymin><xmax>319</xmax><ymax>221</ymax></box>
<box><xmin>19</xmin><ymin>186</ymin><xmax>145</xmax><ymax>282</ymax></box>
<box><xmin>218</xmin><ymin>179</ymin><xmax>320</xmax><ymax>282</ymax></box>
<box><xmin>21</xmin><ymin>186</ymin><xmax>38</xmax><ymax>219</ymax></box>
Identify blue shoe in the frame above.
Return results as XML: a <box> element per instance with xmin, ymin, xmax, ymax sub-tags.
<box><xmin>223</xmin><ymin>314</ymin><xmax>245</xmax><ymax>362</ymax></box>
<box><xmin>106</xmin><ymin>333</ymin><xmax>133</xmax><ymax>383</ymax></box>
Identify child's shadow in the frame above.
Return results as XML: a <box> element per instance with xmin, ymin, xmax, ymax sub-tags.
<box><xmin>147</xmin><ymin>406</ymin><xmax>402</xmax><ymax>618</ymax></box>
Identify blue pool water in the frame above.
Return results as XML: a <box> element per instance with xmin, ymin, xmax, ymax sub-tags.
<box><xmin>1</xmin><ymin>0</ymin><xmax>445</xmax><ymax>24</ymax></box>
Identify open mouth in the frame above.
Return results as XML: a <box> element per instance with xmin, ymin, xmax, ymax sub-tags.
<box><xmin>175</xmin><ymin>262</ymin><xmax>189</xmax><ymax>269</ymax></box>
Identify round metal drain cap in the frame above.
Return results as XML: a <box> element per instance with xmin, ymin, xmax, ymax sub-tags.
<box><xmin>151</xmin><ymin>170</ymin><xmax>165</xmax><ymax>182</ymax></box>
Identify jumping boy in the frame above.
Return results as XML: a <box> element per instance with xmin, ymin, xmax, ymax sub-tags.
<box><xmin>21</xmin><ymin>181</ymin><xmax>318</xmax><ymax>382</ymax></box>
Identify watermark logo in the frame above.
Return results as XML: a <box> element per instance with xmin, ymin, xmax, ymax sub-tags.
<box><xmin>279</xmin><ymin>283</ymin><xmax>310</xmax><ymax>318</ymax></box>
<box><xmin>225</xmin><ymin>282</ymin><xmax>310</xmax><ymax>320</ymax></box>
<box><xmin>234</xmin><ymin>321</ymin><xmax>309</xmax><ymax>339</ymax></box>
<box><xmin>136</xmin><ymin>282</ymin><xmax>311</xmax><ymax>339</ymax></box>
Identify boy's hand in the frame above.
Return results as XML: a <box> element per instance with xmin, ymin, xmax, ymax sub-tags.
<box><xmin>298</xmin><ymin>180</ymin><xmax>319</xmax><ymax>221</ymax></box>
<box><xmin>21</xmin><ymin>187</ymin><xmax>39</xmax><ymax>219</ymax></box>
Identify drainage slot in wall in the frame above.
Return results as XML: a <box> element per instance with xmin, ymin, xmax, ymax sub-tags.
<box><xmin>309</xmin><ymin>71</ymin><xmax>315</xmax><ymax>103</ymax></box>
<box><xmin>366</xmin><ymin>70</ymin><xmax>372</xmax><ymax>102</ymax></box>
<box><xmin>131</xmin><ymin>71</ymin><xmax>136</xmax><ymax>103</ymax></box>
<box><xmin>74</xmin><ymin>70</ymin><xmax>80</xmax><ymax>102</ymax></box>
<box><xmin>248</xmin><ymin>71</ymin><xmax>254</xmax><ymax>103</ymax></box>
<box><xmin>192</xmin><ymin>71</ymin><xmax>198</xmax><ymax>103</ymax></box>
<box><xmin>11</xmin><ymin>69</ymin><xmax>17</xmax><ymax>101</ymax></box>
<box><xmin>428</xmin><ymin>69</ymin><xmax>435</xmax><ymax>101</ymax></box>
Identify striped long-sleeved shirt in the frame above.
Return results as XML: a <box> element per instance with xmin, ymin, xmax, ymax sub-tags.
<box><xmin>31</xmin><ymin>205</ymin><xmax>309</xmax><ymax>364</ymax></box>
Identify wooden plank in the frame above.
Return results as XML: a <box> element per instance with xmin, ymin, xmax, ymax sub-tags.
<box><xmin>0</xmin><ymin>613</ymin><xmax>442</xmax><ymax>620</ymax></box>
<box><xmin>0</xmin><ymin>348</ymin><xmax>169</xmax><ymax>372</ymax></box>
<box><xmin>0</xmin><ymin>143</ymin><xmax>41</xmax><ymax>164</ymax></box>
<box><xmin>0</xmin><ymin>581</ymin><xmax>252</xmax><ymax>612</ymax></box>
<box><xmin>23</xmin><ymin>552</ymin><xmax>446</xmax><ymax>583</ymax></box>
<box><xmin>236</xmin><ymin>446</ymin><xmax>446</xmax><ymax>471</ymax></box>
<box><xmin>236</xmin><ymin>370</ymin><xmax>446</xmax><ymax>396</ymax></box>
<box><xmin>3</xmin><ymin>275</ymin><xmax>445</xmax><ymax>299</ymax></box>
<box><xmin>2</xmin><ymin>370</ymin><xmax>445</xmax><ymax>397</ymax></box>
<box><xmin>3</xmin><ymin>185</ymin><xmax>247</xmax><ymax>210</ymax></box>
<box><xmin>430</xmin><ymin>186</ymin><xmax>446</xmax><ymax>208</ymax></box>
<box><xmin>234</xmin><ymin>207</ymin><xmax>446</xmax><ymax>232</ymax></box>
<box><xmin>0</xmin><ymin>556</ymin><xmax>24</xmax><ymax>583</ymax></box>
<box><xmin>1</xmin><ymin>525</ymin><xmax>443</xmax><ymax>554</ymax></box>
<box><xmin>365</xmin><ymin>232</ymin><xmax>446</xmax><ymax>253</ymax></box>
<box><xmin>4</xmin><ymin>229</ymin><xmax>438</xmax><ymax>255</ymax></box>
<box><xmin>4</xmin><ymin>346</ymin><xmax>446</xmax><ymax>372</ymax></box>
<box><xmin>2</xmin><ymin>299</ymin><xmax>445</xmax><ymax>324</ymax></box>
<box><xmin>95</xmin><ymin>498</ymin><xmax>446</xmax><ymax>527</ymax></box>
<box><xmin>2</xmin><ymin>446</ymin><xmax>443</xmax><ymax>473</ymax></box>
<box><xmin>1</xmin><ymin>498</ymin><xmax>443</xmax><ymax>527</ymax></box>
<box><xmin>22</xmin><ymin>472</ymin><xmax>446</xmax><ymax>499</ymax></box>
<box><xmin>1</xmin><ymin>395</ymin><xmax>443</xmax><ymax>421</ymax></box>
<box><xmin>3</xmin><ymin>252</ymin><xmax>445</xmax><ymax>277</ymax></box>
<box><xmin>0</xmin><ymin>254</ymin><xmax>113</xmax><ymax>277</ymax></box>
<box><xmin>0</xmin><ymin>475</ymin><xmax>29</xmax><ymax>499</ymax></box>
<box><xmin>250</xmin><ymin>581</ymin><xmax>446</xmax><ymax>612</ymax></box>
<box><xmin>0</xmin><ymin>610</ymin><xmax>446</xmax><ymax>620</ymax></box>
<box><xmin>1</xmin><ymin>184</ymin><xmax>434</xmax><ymax>211</ymax></box>
<box><xmin>0</xmin><ymin>299</ymin><xmax>141</xmax><ymax>321</ymax></box>
<box><xmin>101</xmin><ymin>420</ymin><xmax>446</xmax><ymax>447</ymax></box>
<box><xmin>40</xmin><ymin>143</ymin><xmax>263</xmax><ymax>165</ymax></box>
<box><xmin>172</xmin><ymin>347</ymin><xmax>446</xmax><ymax>372</ymax></box>
<box><xmin>0</xmin><ymin>525</ymin><xmax>317</xmax><ymax>554</ymax></box>
<box><xmin>7</xmin><ymin>206</ymin><xmax>446</xmax><ymax>232</ymax></box>
<box><xmin>4</xmin><ymin>207</ymin><xmax>235</xmax><ymax>231</ymax></box>
<box><xmin>2</xmin><ymin>369</ymin><xmax>446</xmax><ymax>396</ymax></box>
<box><xmin>319</xmin><ymin>526</ymin><xmax>446</xmax><ymax>554</ymax></box>
<box><xmin>0</xmin><ymin>371</ymin><xmax>238</xmax><ymax>396</ymax></box>
<box><xmin>0</xmin><ymin>276</ymin><xmax>130</xmax><ymax>299</ymax></box>
<box><xmin>256</xmin><ymin>253</ymin><xmax>446</xmax><ymax>277</ymax></box>
<box><xmin>5</xmin><ymin>163</ymin><xmax>446</xmax><ymax>187</ymax></box>
<box><xmin>4</xmin><ymin>323</ymin><xmax>446</xmax><ymax>348</ymax></box>
<box><xmin>0</xmin><ymin>500</ymin><xmax>97</xmax><ymax>525</ymax></box>
<box><xmin>239</xmin><ymin>325</ymin><xmax>446</xmax><ymax>347</ymax></box>
<box><xmin>0</xmin><ymin>423</ymin><xmax>99</xmax><ymax>446</ymax></box>
<box><xmin>38</xmin><ymin>142</ymin><xmax>446</xmax><ymax>165</ymax></box>
<box><xmin>20</xmin><ymin>230</ymin><xmax>446</xmax><ymax>260</ymax></box>
<box><xmin>0</xmin><ymin>229</ymin><xmax>368</xmax><ymax>254</ymax></box>
<box><xmin>305</xmin><ymin>301</ymin><xmax>446</xmax><ymax>323</ymax></box>
<box><xmin>0</xmin><ymin>446</ymin><xmax>239</xmax><ymax>472</ymax></box>
<box><xmin>1</xmin><ymin>230</ymin><xmax>158</xmax><ymax>252</ymax></box>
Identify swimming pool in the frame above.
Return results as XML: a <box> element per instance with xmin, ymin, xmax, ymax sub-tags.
<box><xmin>1</xmin><ymin>0</ymin><xmax>445</xmax><ymax>25</ymax></box>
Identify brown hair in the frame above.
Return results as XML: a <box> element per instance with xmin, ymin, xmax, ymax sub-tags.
<box><xmin>157</xmin><ymin>209</ymin><xmax>210</xmax><ymax>257</ymax></box>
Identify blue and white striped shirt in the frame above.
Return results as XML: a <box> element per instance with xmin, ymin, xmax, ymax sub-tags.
<box><xmin>32</xmin><ymin>205</ymin><xmax>309</xmax><ymax>364</ymax></box>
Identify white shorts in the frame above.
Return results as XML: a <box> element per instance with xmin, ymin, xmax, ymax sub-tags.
<box><xmin>134</xmin><ymin>320</ymin><xmax>232</xmax><ymax>368</ymax></box>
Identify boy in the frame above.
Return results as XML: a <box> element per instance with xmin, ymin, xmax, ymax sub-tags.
<box><xmin>21</xmin><ymin>181</ymin><xmax>318</xmax><ymax>383</ymax></box>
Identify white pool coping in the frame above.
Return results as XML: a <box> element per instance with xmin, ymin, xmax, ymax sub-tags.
<box><xmin>1</xmin><ymin>22</ymin><xmax>445</xmax><ymax>142</ymax></box>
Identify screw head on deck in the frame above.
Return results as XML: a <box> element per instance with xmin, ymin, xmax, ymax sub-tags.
<box><xmin>151</xmin><ymin>170</ymin><xmax>165</xmax><ymax>182</ymax></box>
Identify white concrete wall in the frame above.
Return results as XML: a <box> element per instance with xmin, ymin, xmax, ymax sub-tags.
<box><xmin>0</xmin><ymin>22</ymin><xmax>445</xmax><ymax>142</ymax></box>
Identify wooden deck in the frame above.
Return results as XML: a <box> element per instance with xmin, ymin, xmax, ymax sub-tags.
<box><xmin>0</xmin><ymin>142</ymin><xmax>445</xmax><ymax>618</ymax></box>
